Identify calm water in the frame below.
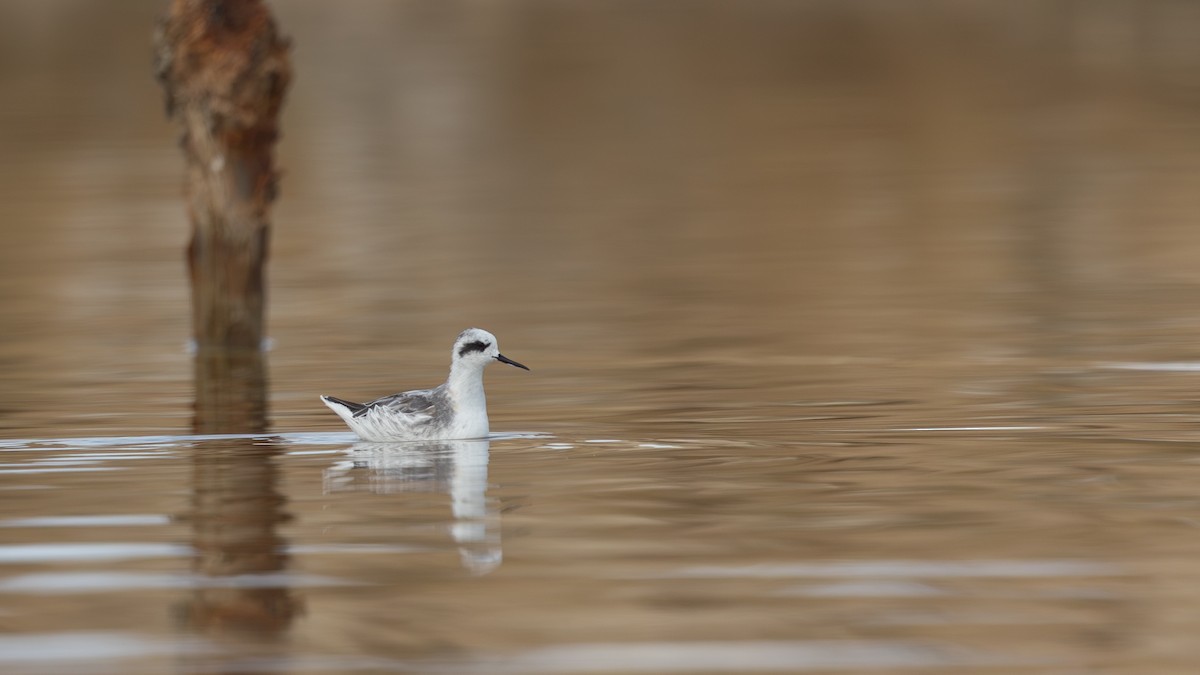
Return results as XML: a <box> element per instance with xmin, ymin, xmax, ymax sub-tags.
<box><xmin>5</xmin><ymin>1</ymin><xmax>1200</xmax><ymax>673</ymax></box>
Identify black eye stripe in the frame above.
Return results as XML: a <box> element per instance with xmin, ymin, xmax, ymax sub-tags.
<box><xmin>457</xmin><ymin>340</ymin><xmax>490</xmax><ymax>357</ymax></box>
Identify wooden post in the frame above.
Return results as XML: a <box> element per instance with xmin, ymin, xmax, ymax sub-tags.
<box><xmin>154</xmin><ymin>0</ymin><xmax>290</xmax><ymax>352</ymax></box>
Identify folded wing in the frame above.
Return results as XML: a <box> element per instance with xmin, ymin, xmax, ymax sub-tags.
<box><xmin>359</xmin><ymin>388</ymin><xmax>440</xmax><ymax>419</ymax></box>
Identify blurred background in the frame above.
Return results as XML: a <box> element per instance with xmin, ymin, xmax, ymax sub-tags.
<box><xmin>3</xmin><ymin>0</ymin><xmax>1200</xmax><ymax>437</ymax></box>
<box><xmin>5</xmin><ymin>1</ymin><xmax>1200</xmax><ymax>673</ymax></box>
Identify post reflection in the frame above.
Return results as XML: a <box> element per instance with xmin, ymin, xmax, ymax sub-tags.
<box><xmin>192</xmin><ymin>347</ymin><xmax>268</xmax><ymax>435</ymax></box>
<box><xmin>325</xmin><ymin>439</ymin><xmax>501</xmax><ymax>574</ymax></box>
<box><xmin>179</xmin><ymin>438</ymin><xmax>299</xmax><ymax>671</ymax></box>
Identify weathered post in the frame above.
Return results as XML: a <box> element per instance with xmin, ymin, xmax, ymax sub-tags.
<box><xmin>154</xmin><ymin>0</ymin><xmax>290</xmax><ymax>432</ymax></box>
<box><xmin>155</xmin><ymin>0</ymin><xmax>290</xmax><ymax>351</ymax></box>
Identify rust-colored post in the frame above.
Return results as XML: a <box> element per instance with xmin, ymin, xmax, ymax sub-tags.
<box><xmin>154</xmin><ymin>0</ymin><xmax>290</xmax><ymax>352</ymax></box>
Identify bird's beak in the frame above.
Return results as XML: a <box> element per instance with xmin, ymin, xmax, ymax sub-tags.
<box><xmin>495</xmin><ymin>353</ymin><xmax>530</xmax><ymax>370</ymax></box>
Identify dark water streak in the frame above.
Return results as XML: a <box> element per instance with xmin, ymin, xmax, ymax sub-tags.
<box><xmin>179</xmin><ymin>438</ymin><xmax>298</xmax><ymax>673</ymax></box>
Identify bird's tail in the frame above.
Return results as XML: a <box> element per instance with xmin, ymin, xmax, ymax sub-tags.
<box><xmin>320</xmin><ymin>395</ymin><xmax>365</xmax><ymax>424</ymax></box>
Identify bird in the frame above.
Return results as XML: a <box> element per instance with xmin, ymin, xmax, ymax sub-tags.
<box><xmin>320</xmin><ymin>328</ymin><xmax>529</xmax><ymax>441</ymax></box>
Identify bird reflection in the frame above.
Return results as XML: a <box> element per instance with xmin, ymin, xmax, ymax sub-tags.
<box><xmin>325</xmin><ymin>439</ymin><xmax>500</xmax><ymax>574</ymax></box>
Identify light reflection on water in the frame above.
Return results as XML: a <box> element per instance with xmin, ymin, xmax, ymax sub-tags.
<box><xmin>1</xmin><ymin>427</ymin><xmax>1196</xmax><ymax>672</ymax></box>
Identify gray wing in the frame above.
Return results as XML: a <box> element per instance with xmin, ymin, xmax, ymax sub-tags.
<box><xmin>356</xmin><ymin>387</ymin><xmax>441</xmax><ymax>419</ymax></box>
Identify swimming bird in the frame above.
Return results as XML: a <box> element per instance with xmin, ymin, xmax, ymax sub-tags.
<box><xmin>321</xmin><ymin>328</ymin><xmax>529</xmax><ymax>441</ymax></box>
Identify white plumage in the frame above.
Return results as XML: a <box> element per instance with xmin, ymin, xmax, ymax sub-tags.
<box><xmin>321</xmin><ymin>328</ymin><xmax>529</xmax><ymax>441</ymax></box>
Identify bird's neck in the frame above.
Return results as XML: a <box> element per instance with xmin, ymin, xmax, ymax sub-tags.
<box><xmin>447</xmin><ymin>363</ymin><xmax>487</xmax><ymax>404</ymax></box>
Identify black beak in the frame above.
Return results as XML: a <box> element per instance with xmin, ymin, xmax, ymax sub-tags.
<box><xmin>495</xmin><ymin>353</ymin><xmax>530</xmax><ymax>370</ymax></box>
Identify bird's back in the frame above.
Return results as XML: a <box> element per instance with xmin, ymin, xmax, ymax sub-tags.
<box><xmin>361</xmin><ymin>387</ymin><xmax>441</xmax><ymax>418</ymax></box>
<box><xmin>321</xmin><ymin>385</ymin><xmax>453</xmax><ymax>441</ymax></box>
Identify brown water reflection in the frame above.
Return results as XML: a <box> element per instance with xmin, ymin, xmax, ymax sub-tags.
<box><xmin>4</xmin><ymin>0</ymin><xmax>1200</xmax><ymax>673</ymax></box>
<box><xmin>180</xmin><ymin>438</ymin><xmax>297</xmax><ymax>672</ymax></box>
<box><xmin>192</xmin><ymin>349</ymin><xmax>269</xmax><ymax>435</ymax></box>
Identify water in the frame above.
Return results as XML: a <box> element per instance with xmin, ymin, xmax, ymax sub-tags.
<box><xmin>6</xmin><ymin>422</ymin><xmax>1200</xmax><ymax>673</ymax></box>
<box><xmin>5</xmin><ymin>1</ymin><xmax>1200</xmax><ymax>673</ymax></box>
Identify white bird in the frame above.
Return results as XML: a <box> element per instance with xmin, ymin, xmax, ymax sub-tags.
<box><xmin>321</xmin><ymin>328</ymin><xmax>529</xmax><ymax>441</ymax></box>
